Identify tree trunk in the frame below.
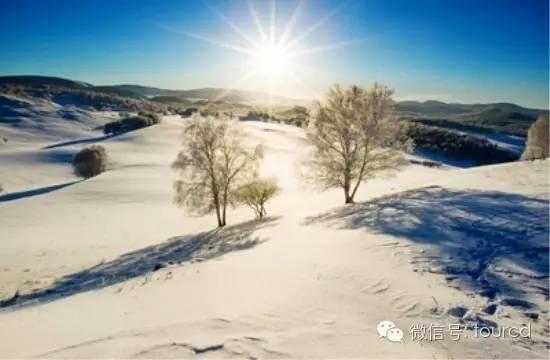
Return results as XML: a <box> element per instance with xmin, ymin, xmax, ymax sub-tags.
<box><xmin>213</xmin><ymin>190</ymin><xmax>225</xmax><ymax>227</ymax></box>
<box><xmin>343</xmin><ymin>183</ymin><xmax>354</xmax><ymax>204</ymax></box>
<box><xmin>221</xmin><ymin>195</ymin><xmax>227</xmax><ymax>227</ymax></box>
<box><xmin>210</xmin><ymin>170</ymin><xmax>224</xmax><ymax>227</ymax></box>
<box><xmin>349</xmin><ymin>149</ymin><xmax>369</xmax><ymax>203</ymax></box>
<box><xmin>343</xmin><ymin>162</ymin><xmax>354</xmax><ymax>204</ymax></box>
<box><xmin>214</xmin><ymin>200</ymin><xmax>223</xmax><ymax>227</ymax></box>
<box><xmin>213</xmin><ymin>189</ymin><xmax>225</xmax><ymax>227</ymax></box>
<box><xmin>221</xmin><ymin>203</ymin><xmax>227</xmax><ymax>227</ymax></box>
<box><xmin>220</xmin><ymin>183</ymin><xmax>228</xmax><ymax>227</ymax></box>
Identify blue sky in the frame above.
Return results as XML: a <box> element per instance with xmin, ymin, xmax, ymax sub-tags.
<box><xmin>0</xmin><ymin>0</ymin><xmax>548</xmax><ymax>108</ymax></box>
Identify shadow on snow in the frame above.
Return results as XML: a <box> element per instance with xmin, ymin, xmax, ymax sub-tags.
<box><xmin>42</xmin><ymin>134</ymin><xmax>117</xmax><ymax>149</ymax></box>
<box><xmin>0</xmin><ymin>180</ymin><xmax>82</xmax><ymax>203</ymax></box>
<box><xmin>0</xmin><ymin>217</ymin><xmax>278</xmax><ymax>310</ymax></box>
<box><xmin>305</xmin><ymin>186</ymin><xmax>549</xmax><ymax>304</ymax></box>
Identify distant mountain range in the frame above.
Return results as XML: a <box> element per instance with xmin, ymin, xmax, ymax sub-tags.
<box><xmin>1</xmin><ymin>75</ymin><xmax>547</xmax><ymax>135</ymax></box>
<box><xmin>395</xmin><ymin>100</ymin><xmax>548</xmax><ymax>135</ymax></box>
<box><xmin>396</xmin><ymin>100</ymin><xmax>543</xmax><ymax>119</ymax></box>
<box><xmin>0</xmin><ymin>76</ymin><xmax>306</xmax><ymax>106</ymax></box>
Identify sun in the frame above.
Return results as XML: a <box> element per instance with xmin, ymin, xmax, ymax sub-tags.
<box><xmin>162</xmin><ymin>0</ymin><xmax>354</xmax><ymax>106</ymax></box>
<box><xmin>253</xmin><ymin>43</ymin><xmax>289</xmax><ymax>77</ymax></box>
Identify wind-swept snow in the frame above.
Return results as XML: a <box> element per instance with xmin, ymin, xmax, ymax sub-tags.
<box><xmin>0</xmin><ymin>116</ymin><xmax>547</xmax><ymax>359</ymax></box>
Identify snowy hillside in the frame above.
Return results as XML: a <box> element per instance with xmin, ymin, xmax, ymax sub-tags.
<box><xmin>0</xmin><ymin>94</ymin><xmax>117</xmax><ymax>145</ymax></box>
<box><xmin>0</xmin><ymin>116</ymin><xmax>548</xmax><ymax>359</ymax></box>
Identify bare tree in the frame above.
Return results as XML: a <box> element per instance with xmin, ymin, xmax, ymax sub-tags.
<box><xmin>521</xmin><ymin>114</ymin><xmax>549</xmax><ymax>160</ymax></box>
<box><xmin>304</xmin><ymin>83</ymin><xmax>412</xmax><ymax>204</ymax></box>
<box><xmin>235</xmin><ymin>178</ymin><xmax>280</xmax><ymax>219</ymax></box>
<box><xmin>172</xmin><ymin>115</ymin><xmax>263</xmax><ymax>227</ymax></box>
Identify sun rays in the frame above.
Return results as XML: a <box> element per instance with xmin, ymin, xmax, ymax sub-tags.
<box><xmin>157</xmin><ymin>0</ymin><xmax>356</xmax><ymax>113</ymax></box>
<box><xmin>253</xmin><ymin>43</ymin><xmax>289</xmax><ymax>77</ymax></box>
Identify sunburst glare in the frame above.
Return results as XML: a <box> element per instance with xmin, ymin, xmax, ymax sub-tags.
<box><xmin>253</xmin><ymin>43</ymin><xmax>289</xmax><ymax>77</ymax></box>
<box><xmin>162</xmin><ymin>0</ymin><xmax>354</xmax><ymax>99</ymax></box>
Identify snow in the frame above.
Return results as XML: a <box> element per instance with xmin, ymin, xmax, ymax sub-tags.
<box><xmin>0</xmin><ymin>94</ymin><xmax>118</xmax><ymax>147</ymax></box>
<box><xmin>0</xmin><ymin>113</ymin><xmax>548</xmax><ymax>359</ymax></box>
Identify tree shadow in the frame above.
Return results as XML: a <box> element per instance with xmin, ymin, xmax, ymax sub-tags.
<box><xmin>0</xmin><ymin>180</ymin><xmax>82</xmax><ymax>203</ymax></box>
<box><xmin>39</xmin><ymin>149</ymin><xmax>75</xmax><ymax>164</ymax></box>
<box><xmin>0</xmin><ymin>217</ymin><xmax>279</xmax><ymax>309</ymax></box>
<box><xmin>43</xmin><ymin>134</ymin><xmax>116</xmax><ymax>149</ymax></box>
<box><xmin>305</xmin><ymin>186</ymin><xmax>549</xmax><ymax>303</ymax></box>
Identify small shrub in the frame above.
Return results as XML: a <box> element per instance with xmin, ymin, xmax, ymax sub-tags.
<box><xmin>235</xmin><ymin>178</ymin><xmax>280</xmax><ymax>219</ymax></box>
<box><xmin>103</xmin><ymin>120</ymin><xmax>122</xmax><ymax>134</ymax></box>
<box><xmin>247</xmin><ymin>110</ymin><xmax>270</xmax><ymax>120</ymax></box>
<box><xmin>103</xmin><ymin>113</ymin><xmax>160</xmax><ymax>135</ymax></box>
<box><xmin>73</xmin><ymin>145</ymin><xmax>107</xmax><ymax>178</ymax></box>
<box><xmin>138</xmin><ymin>111</ymin><xmax>161</xmax><ymax>124</ymax></box>
<box><xmin>125</xmin><ymin>115</ymin><xmax>150</xmax><ymax>128</ymax></box>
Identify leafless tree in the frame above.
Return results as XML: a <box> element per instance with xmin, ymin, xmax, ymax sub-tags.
<box><xmin>304</xmin><ymin>83</ymin><xmax>412</xmax><ymax>204</ymax></box>
<box><xmin>172</xmin><ymin>115</ymin><xmax>263</xmax><ymax>227</ymax></box>
<box><xmin>235</xmin><ymin>177</ymin><xmax>280</xmax><ymax>219</ymax></box>
<box><xmin>521</xmin><ymin>114</ymin><xmax>549</xmax><ymax>160</ymax></box>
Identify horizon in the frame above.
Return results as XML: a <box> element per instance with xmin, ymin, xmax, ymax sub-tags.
<box><xmin>3</xmin><ymin>74</ymin><xmax>548</xmax><ymax>110</ymax></box>
<box><xmin>1</xmin><ymin>0</ymin><xmax>548</xmax><ymax>108</ymax></box>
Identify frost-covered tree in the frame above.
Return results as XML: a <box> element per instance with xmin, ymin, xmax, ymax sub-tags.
<box><xmin>521</xmin><ymin>114</ymin><xmax>549</xmax><ymax>160</ymax></box>
<box><xmin>304</xmin><ymin>83</ymin><xmax>412</xmax><ymax>204</ymax></box>
<box><xmin>235</xmin><ymin>178</ymin><xmax>280</xmax><ymax>219</ymax></box>
<box><xmin>172</xmin><ymin>115</ymin><xmax>263</xmax><ymax>227</ymax></box>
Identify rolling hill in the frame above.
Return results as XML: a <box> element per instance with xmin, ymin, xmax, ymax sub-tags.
<box><xmin>0</xmin><ymin>76</ymin><xmax>305</xmax><ymax>106</ymax></box>
<box><xmin>0</xmin><ymin>75</ymin><xmax>92</xmax><ymax>89</ymax></box>
<box><xmin>0</xmin><ymin>115</ymin><xmax>547</xmax><ymax>359</ymax></box>
<box><xmin>396</xmin><ymin>100</ymin><xmax>547</xmax><ymax>135</ymax></box>
<box><xmin>1</xmin><ymin>75</ymin><xmax>547</xmax><ymax>135</ymax></box>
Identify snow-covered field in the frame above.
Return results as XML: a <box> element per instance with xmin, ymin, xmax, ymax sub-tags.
<box><xmin>0</xmin><ymin>94</ymin><xmax>118</xmax><ymax>147</ymax></box>
<box><xmin>0</xmin><ymin>110</ymin><xmax>548</xmax><ymax>358</ymax></box>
